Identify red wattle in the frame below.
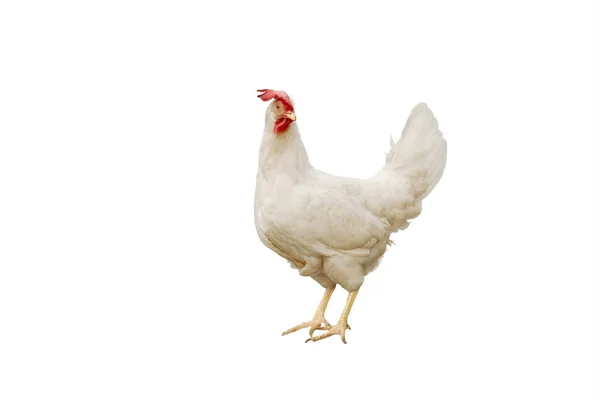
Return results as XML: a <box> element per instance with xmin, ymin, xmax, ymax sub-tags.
<box><xmin>274</xmin><ymin>118</ymin><xmax>292</xmax><ymax>134</ymax></box>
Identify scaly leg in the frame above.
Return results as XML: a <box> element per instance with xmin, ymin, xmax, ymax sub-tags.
<box><xmin>306</xmin><ymin>290</ymin><xmax>358</xmax><ymax>344</ymax></box>
<box><xmin>282</xmin><ymin>286</ymin><xmax>336</xmax><ymax>336</ymax></box>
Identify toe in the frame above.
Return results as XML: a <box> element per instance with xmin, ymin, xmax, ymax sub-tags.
<box><xmin>282</xmin><ymin>322</ymin><xmax>309</xmax><ymax>336</ymax></box>
<box><xmin>309</xmin><ymin>324</ymin><xmax>331</xmax><ymax>337</ymax></box>
<box><xmin>306</xmin><ymin>331</ymin><xmax>330</xmax><ymax>343</ymax></box>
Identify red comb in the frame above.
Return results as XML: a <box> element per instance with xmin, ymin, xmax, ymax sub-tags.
<box><xmin>257</xmin><ymin>89</ymin><xmax>294</xmax><ymax>110</ymax></box>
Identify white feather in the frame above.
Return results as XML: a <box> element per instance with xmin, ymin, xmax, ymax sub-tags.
<box><xmin>254</xmin><ymin>101</ymin><xmax>446</xmax><ymax>292</ymax></box>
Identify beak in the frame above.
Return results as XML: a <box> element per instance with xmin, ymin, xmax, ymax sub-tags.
<box><xmin>282</xmin><ymin>111</ymin><xmax>296</xmax><ymax>121</ymax></box>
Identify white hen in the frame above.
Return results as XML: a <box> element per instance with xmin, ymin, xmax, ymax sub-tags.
<box><xmin>254</xmin><ymin>89</ymin><xmax>447</xmax><ymax>343</ymax></box>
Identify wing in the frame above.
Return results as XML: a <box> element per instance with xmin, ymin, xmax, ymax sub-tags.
<box><xmin>270</xmin><ymin>174</ymin><xmax>390</xmax><ymax>261</ymax></box>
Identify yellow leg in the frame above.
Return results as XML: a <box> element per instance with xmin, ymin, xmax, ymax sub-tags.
<box><xmin>282</xmin><ymin>286</ymin><xmax>336</xmax><ymax>336</ymax></box>
<box><xmin>307</xmin><ymin>290</ymin><xmax>358</xmax><ymax>344</ymax></box>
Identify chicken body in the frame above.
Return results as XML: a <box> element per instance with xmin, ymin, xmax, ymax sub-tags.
<box><xmin>254</xmin><ymin>93</ymin><xmax>446</xmax><ymax>343</ymax></box>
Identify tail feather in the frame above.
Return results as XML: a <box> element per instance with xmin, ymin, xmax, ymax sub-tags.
<box><xmin>386</xmin><ymin>103</ymin><xmax>447</xmax><ymax>198</ymax></box>
<box><xmin>372</xmin><ymin>103</ymin><xmax>446</xmax><ymax>232</ymax></box>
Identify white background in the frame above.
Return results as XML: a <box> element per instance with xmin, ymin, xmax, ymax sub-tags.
<box><xmin>0</xmin><ymin>1</ymin><xmax>597</xmax><ymax>406</ymax></box>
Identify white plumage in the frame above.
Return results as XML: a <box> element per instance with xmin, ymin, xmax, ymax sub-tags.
<box><xmin>254</xmin><ymin>90</ymin><xmax>446</xmax><ymax>343</ymax></box>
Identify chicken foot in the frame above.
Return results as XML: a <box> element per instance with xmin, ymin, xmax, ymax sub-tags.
<box><xmin>282</xmin><ymin>286</ymin><xmax>336</xmax><ymax>336</ymax></box>
<box><xmin>306</xmin><ymin>290</ymin><xmax>358</xmax><ymax>344</ymax></box>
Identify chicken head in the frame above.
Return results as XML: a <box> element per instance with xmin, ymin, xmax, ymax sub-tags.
<box><xmin>257</xmin><ymin>89</ymin><xmax>296</xmax><ymax>134</ymax></box>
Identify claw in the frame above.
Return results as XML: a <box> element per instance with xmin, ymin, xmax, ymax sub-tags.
<box><xmin>282</xmin><ymin>317</ymin><xmax>331</xmax><ymax>337</ymax></box>
<box><xmin>305</xmin><ymin>321</ymin><xmax>350</xmax><ymax>344</ymax></box>
<box><xmin>305</xmin><ymin>290</ymin><xmax>357</xmax><ymax>344</ymax></box>
<box><xmin>282</xmin><ymin>286</ymin><xmax>336</xmax><ymax>338</ymax></box>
